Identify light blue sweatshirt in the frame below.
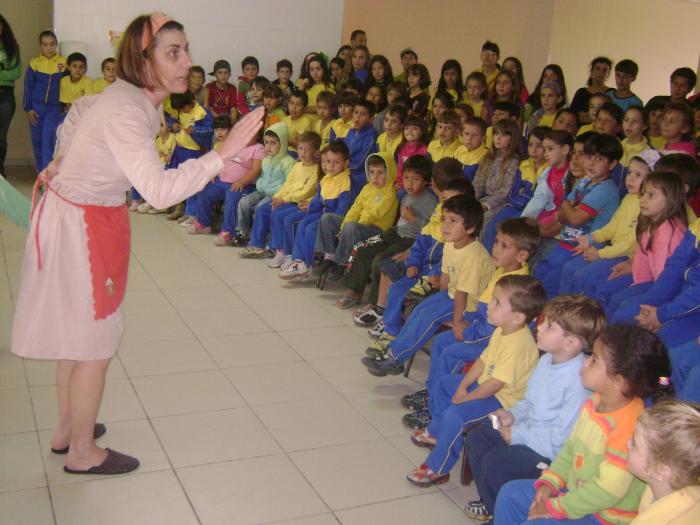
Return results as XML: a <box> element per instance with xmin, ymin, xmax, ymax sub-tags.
<box><xmin>509</xmin><ymin>353</ymin><xmax>590</xmax><ymax>460</ymax></box>
<box><xmin>257</xmin><ymin>122</ymin><xmax>296</xmax><ymax>196</ymax></box>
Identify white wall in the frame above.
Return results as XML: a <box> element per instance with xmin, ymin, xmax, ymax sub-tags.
<box><xmin>53</xmin><ymin>0</ymin><xmax>345</xmax><ymax>83</ymax></box>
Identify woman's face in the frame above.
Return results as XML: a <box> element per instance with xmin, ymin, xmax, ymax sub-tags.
<box><xmin>591</xmin><ymin>62</ymin><xmax>611</xmax><ymax>82</ymax></box>
<box><xmin>150</xmin><ymin>30</ymin><xmax>193</xmax><ymax>94</ymax></box>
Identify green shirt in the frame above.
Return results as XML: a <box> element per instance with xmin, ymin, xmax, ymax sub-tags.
<box><xmin>0</xmin><ymin>43</ymin><xmax>21</xmax><ymax>87</ymax></box>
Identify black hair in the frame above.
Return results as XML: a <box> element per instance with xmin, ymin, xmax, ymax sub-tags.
<box><xmin>322</xmin><ymin>141</ymin><xmax>350</xmax><ymax>161</ymax></box>
<box><xmin>433</xmin><ymin>157</ymin><xmax>467</xmax><ymax>190</ymax></box>
<box><xmin>496</xmin><ymin>218</ymin><xmax>540</xmax><ymax>258</ymax></box>
<box><xmin>645</xmin><ymin>97</ymin><xmax>667</xmax><ymax>114</ymax></box>
<box><xmin>465</xmin><ymin>71</ymin><xmax>488</xmax><ymax>100</ymax></box>
<box><xmin>302</xmin><ymin>54</ymin><xmax>333</xmax><ymax>88</ymax></box>
<box><xmin>354</xmin><ymin>98</ymin><xmax>375</xmax><ymax>116</ymax></box>
<box><xmin>290</xmin><ymin>90</ymin><xmax>309</xmax><ymax>106</ymax></box>
<box><xmin>366</xmin><ymin>85</ymin><xmax>387</xmax><ymax>112</ymax></box>
<box><xmin>575</xmin><ymin>130</ymin><xmax>597</xmax><ymax>145</ymax></box>
<box><xmin>545</xmin><ymin>128</ymin><xmax>574</xmax><ymax>149</ymax></box>
<box><xmin>367</xmin><ymin>155</ymin><xmax>387</xmax><ymax>171</ymax></box>
<box><xmin>0</xmin><ymin>14</ymin><xmax>19</xmax><ymax>62</ymax></box>
<box><xmin>336</xmin><ymin>93</ymin><xmax>358</xmax><ymax>108</ymax></box>
<box><xmin>529</xmin><ymin>125</ymin><xmax>549</xmax><ymax>144</ymax></box>
<box><xmin>656</xmin><ymin>153</ymin><xmax>700</xmax><ymax>196</ymax></box>
<box><xmin>241</xmin><ymin>56</ymin><xmax>259</xmax><ymax>70</ymax></box>
<box><xmin>463</xmin><ymin>116</ymin><xmax>488</xmax><ymax>136</ymax></box>
<box><xmin>263</xmin><ymin>84</ymin><xmax>283</xmax><ymax>99</ymax></box>
<box><xmin>213</xmin><ymin>115</ymin><xmax>233</xmax><ymax>129</ymax></box>
<box><xmin>251</xmin><ymin>76</ymin><xmax>271</xmax><ymax>90</ymax></box>
<box><xmin>492</xmin><ymin>100</ymin><xmax>520</xmax><ymax>119</ymax></box>
<box><xmin>528</xmin><ymin>64</ymin><xmax>567</xmax><ymax>109</ymax></box>
<box><xmin>586</xmin><ymin>56</ymin><xmax>613</xmax><ymax>86</ymax></box>
<box><xmin>625</xmin><ymin>105</ymin><xmax>648</xmax><ymax>132</ymax></box>
<box><xmin>615</xmin><ymin>59</ymin><xmax>638</xmax><ymax>78</ymax></box>
<box><xmin>330</xmin><ymin>56</ymin><xmax>345</xmax><ymax>73</ymax></box>
<box><xmin>441</xmin><ymin>176</ymin><xmax>476</xmax><ymax>198</ymax></box>
<box><xmin>366</xmin><ymin>55</ymin><xmax>393</xmax><ymax>89</ymax></box>
<box><xmin>336</xmin><ymin>45</ymin><xmax>351</xmax><ymax>58</ymax></box>
<box><xmin>437</xmin><ymin>59</ymin><xmax>465</xmax><ymax>99</ymax></box>
<box><xmin>341</xmin><ymin>78</ymin><xmax>365</xmax><ymax>97</ymax></box>
<box><xmin>189</xmin><ymin>65</ymin><xmax>204</xmax><ymax>76</ymax></box>
<box><xmin>407</xmin><ymin>63</ymin><xmax>431</xmax><ymax>90</ymax></box>
<box><xmin>298</xmin><ymin>131</ymin><xmax>322</xmax><ymax>150</ymax></box>
<box><xmin>170</xmin><ymin>91</ymin><xmax>194</xmax><ymax>110</ymax></box>
<box><xmin>67</xmin><ymin>52</ymin><xmax>87</xmax><ymax>65</ymax></box>
<box><xmin>403</xmin><ymin>155</ymin><xmax>432</xmax><ymax>183</ymax></box>
<box><xmin>671</xmin><ymin>67</ymin><xmax>697</xmax><ymax>91</ymax></box>
<box><xmin>442</xmin><ymin>194</ymin><xmax>484</xmax><ymax>236</ymax></box>
<box><xmin>385</xmin><ymin>104</ymin><xmax>408</xmax><ymax>123</ymax></box>
<box><xmin>276</xmin><ymin>59</ymin><xmax>293</xmax><ymax>72</ymax></box>
<box><xmin>554</xmin><ymin>107</ymin><xmax>578</xmax><ymax>127</ymax></box>
<box><xmin>495</xmin><ymin>274</ymin><xmax>547</xmax><ymax>323</ymax></box>
<box><xmin>38</xmin><ymin>30</ymin><xmax>57</xmax><ymax>43</ymax></box>
<box><xmin>350</xmin><ymin>29</ymin><xmax>366</xmax><ymax>41</ymax></box>
<box><xmin>597</xmin><ymin>102</ymin><xmax>624</xmax><ymax>125</ymax></box>
<box><xmin>583</xmin><ymin>133</ymin><xmax>623</xmax><ymax>161</ymax></box>
<box><xmin>664</xmin><ymin>101</ymin><xmax>696</xmax><ymax>141</ymax></box>
<box><xmin>598</xmin><ymin>324</ymin><xmax>673</xmax><ymax>401</ymax></box>
<box><xmin>481</xmin><ymin>40</ymin><xmax>500</xmax><ymax>56</ymax></box>
<box><xmin>316</xmin><ymin>90</ymin><xmax>337</xmax><ymax>109</ymax></box>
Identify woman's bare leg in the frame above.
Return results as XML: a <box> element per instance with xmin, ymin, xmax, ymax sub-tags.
<box><xmin>64</xmin><ymin>358</ymin><xmax>110</xmax><ymax>470</ymax></box>
<box><xmin>49</xmin><ymin>359</ymin><xmax>75</xmax><ymax>450</ymax></box>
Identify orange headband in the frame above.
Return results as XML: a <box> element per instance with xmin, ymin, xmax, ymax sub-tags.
<box><xmin>141</xmin><ymin>13</ymin><xmax>173</xmax><ymax>52</ymax></box>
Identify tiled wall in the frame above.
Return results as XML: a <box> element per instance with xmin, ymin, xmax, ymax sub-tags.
<box><xmin>53</xmin><ymin>0</ymin><xmax>345</xmax><ymax>83</ymax></box>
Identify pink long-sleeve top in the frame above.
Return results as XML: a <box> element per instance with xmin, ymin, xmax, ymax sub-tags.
<box><xmin>632</xmin><ymin>219</ymin><xmax>687</xmax><ymax>284</ymax></box>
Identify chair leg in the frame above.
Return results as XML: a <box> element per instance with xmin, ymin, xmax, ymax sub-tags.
<box><xmin>403</xmin><ymin>354</ymin><xmax>415</xmax><ymax>377</ymax></box>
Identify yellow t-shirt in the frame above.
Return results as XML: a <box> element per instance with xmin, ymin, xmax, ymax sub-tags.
<box><xmin>477</xmin><ymin>325</ymin><xmax>539</xmax><ymax>408</ymax></box>
<box><xmin>455</xmin><ymin>144</ymin><xmax>489</xmax><ymax>168</ymax></box>
<box><xmin>274</xmin><ymin>162</ymin><xmax>319</xmax><ymax>203</ymax></box>
<box><xmin>92</xmin><ymin>77</ymin><xmax>114</xmax><ymax>94</ymax></box>
<box><xmin>465</xmin><ymin>99</ymin><xmax>485</xmax><ymax>118</ymax></box>
<box><xmin>536</xmin><ymin>112</ymin><xmax>556</xmax><ymax>128</ymax></box>
<box><xmin>478</xmin><ymin>264</ymin><xmax>530</xmax><ymax>304</ymax></box>
<box><xmin>441</xmin><ymin>240</ymin><xmax>495</xmax><ymax>311</ymax></box>
<box><xmin>330</xmin><ymin>117</ymin><xmax>353</xmax><ymax>142</ymax></box>
<box><xmin>306</xmin><ymin>82</ymin><xmax>335</xmax><ymax>107</ymax></box>
<box><xmin>478</xmin><ymin>67</ymin><xmax>499</xmax><ymax>90</ymax></box>
<box><xmin>649</xmin><ymin>135</ymin><xmax>666</xmax><ymax>151</ymax></box>
<box><xmin>313</xmin><ymin>119</ymin><xmax>333</xmax><ymax>148</ymax></box>
<box><xmin>576</xmin><ymin>123</ymin><xmax>594</xmax><ymax>136</ymax></box>
<box><xmin>59</xmin><ymin>75</ymin><xmax>93</xmax><ymax>104</ymax></box>
<box><xmin>376</xmin><ymin>132</ymin><xmax>403</xmax><ymax>158</ymax></box>
<box><xmin>427</xmin><ymin>138</ymin><xmax>460</xmax><ymax>162</ymax></box>
<box><xmin>621</xmin><ymin>137</ymin><xmax>650</xmax><ymax>167</ymax></box>
<box><xmin>156</xmin><ymin>132</ymin><xmax>177</xmax><ymax>165</ymax></box>
<box><xmin>282</xmin><ymin>115</ymin><xmax>313</xmax><ymax>152</ymax></box>
<box><xmin>175</xmin><ymin>103</ymin><xmax>208</xmax><ymax>150</ymax></box>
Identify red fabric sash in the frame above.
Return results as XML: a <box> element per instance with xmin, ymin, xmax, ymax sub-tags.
<box><xmin>32</xmin><ymin>181</ymin><xmax>130</xmax><ymax>320</ymax></box>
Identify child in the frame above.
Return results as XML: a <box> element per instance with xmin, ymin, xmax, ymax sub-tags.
<box><xmin>552</xmin><ymin>108</ymin><xmax>579</xmax><ymax>136</ymax></box>
<box><xmin>647</xmin><ymin>67</ymin><xmax>697</xmax><ymax>108</ymax></box>
<box><xmin>262</xmin><ymin>84</ymin><xmax>285</xmax><ymax>129</ymax></box>
<box><xmin>243</xmin><ymin>131</ymin><xmax>320</xmax><ymax>259</ymax></box>
<box><xmin>337</xmin><ymin>154</ymin><xmax>437</xmax><ymax>307</ymax></box>
<box><xmin>594</xmin><ymin>101</ymin><xmax>624</xmax><ymax>138</ymax></box>
<box><xmin>193</xmin><ymin>123</ymin><xmax>264</xmax><ymax>245</ymax></box>
<box><xmin>315</xmin><ymin>151</ymin><xmax>398</xmax><ymax>275</ymax></box>
<box><xmin>402</xmin><ymin>218</ymin><xmax>540</xmax><ymax>430</ymax></box>
<box><xmin>366</xmin><ymin>54</ymin><xmax>394</xmax><ymax>92</ymax></box>
<box><xmin>494</xmin><ymin>324</ymin><xmax>672</xmax><ymax>525</ymax></box>
<box><xmin>645</xmin><ymin>98</ymin><xmax>667</xmax><ymax>150</ymax></box>
<box><xmin>427</xmin><ymin>109</ymin><xmax>461</xmax><ymax>162</ymax></box>
<box><xmin>453</xmin><ymin>103</ymin><xmax>475</xmax><ymax>129</ymax></box>
<box><xmin>238</xmin><ymin>56</ymin><xmax>259</xmax><ymax>106</ymax></box>
<box><xmin>313</xmin><ymin>90</ymin><xmax>336</xmax><ymax>148</ymax></box>
<box><xmin>329</xmin><ymin>57</ymin><xmax>345</xmax><ymax>86</ymax></box>
<box><xmin>533</xmin><ymin>133</ymin><xmax>621</xmax><ymax>298</ymax></box>
<box><xmin>362</xmin><ymin>194</ymin><xmax>494</xmax><ymax>377</ymax></box>
<box><xmin>337</xmin><ymin>45</ymin><xmax>369</xmax><ymax>88</ymax></box>
<box><xmin>188</xmin><ymin>65</ymin><xmax>206</xmax><ymax>105</ymax></box>
<box><xmin>137</xmin><ymin>117</ymin><xmax>177</xmax><ymax>215</ymax></box>
<box><xmin>272</xmin><ymin>59</ymin><xmax>294</xmax><ymax>113</ymax></box>
<box><xmin>606</xmin><ymin>59</ymin><xmax>643</xmax><ymax>112</ymax></box>
<box><xmin>430</xmin><ymin>59</ymin><xmax>464</xmax><ymax>108</ymax></box>
<box><xmin>405</xmin><ymin>275</ymin><xmax>546</xmax><ymax>486</ymax></box>
<box><xmin>376</xmin><ymin>104</ymin><xmax>406</xmax><ymax>160</ymax></box>
<box><xmin>563</xmin><ymin>150</ymin><xmax>660</xmax><ymax>297</ymax></box>
<box><xmin>660</xmin><ymin>101</ymin><xmax>696</xmax><ymax>157</ymax></box>
<box><xmin>279</xmin><ymin>142</ymin><xmax>351</xmax><ymax>279</ymax></box>
<box><xmin>300</xmin><ymin>54</ymin><xmax>336</xmax><ymax>114</ymax></box>
<box><xmin>455</xmin><ymin>117</ymin><xmax>489</xmax><ymax>182</ymax></box>
<box><xmin>502</xmin><ymin>57</ymin><xmax>529</xmax><ymax>105</ymax></box>
<box><xmin>92</xmin><ymin>57</ymin><xmax>116</xmax><ymax>94</ymax></box>
<box><xmin>482</xmin><ymin>126</ymin><xmax>549</xmax><ymax>251</ymax></box>
<box><xmin>464</xmin><ymin>71</ymin><xmax>488</xmax><ymax>121</ymax></box>
<box><xmin>394</xmin><ymin>47</ymin><xmax>418</xmax><ymax>85</ymax></box>
<box><xmin>406</xmin><ymin>63</ymin><xmax>431</xmax><ymax>121</ymax></box>
<box><xmin>483</xmin><ymin>70</ymin><xmax>522</xmax><ymax>126</ymax></box>
<box><xmin>246</xmin><ymin>76</ymin><xmax>269</xmax><ymax>114</ymax></box>
<box><xmin>576</xmin><ymin>93</ymin><xmax>611</xmax><ymax>136</ymax></box>
<box><xmin>484</xmin><ymin>101</ymin><xmax>521</xmax><ymax>151</ymax></box>
<box><xmin>464</xmin><ymin>295</ymin><xmax>604</xmax><ymax>521</ymax></box>
<box><xmin>478</xmin><ymin>40</ymin><xmax>501</xmax><ymax>90</ymax></box>
<box><xmin>620</xmin><ymin>106</ymin><xmax>650</xmax><ymax>167</ymax></box>
<box><xmin>24</xmin><ymin>30</ymin><xmax>66</xmax><ymax>171</ymax></box>
<box><xmin>395</xmin><ymin>115</ymin><xmax>429</xmax><ymax>192</ymax></box>
<box><xmin>283</xmin><ymin>91</ymin><xmax>313</xmax><ymax>158</ymax></box>
<box><xmin>374</xmin><ymin>81</ymin><xmax>408</xmax><ymax>134</ymax></box>
<box><xmin>525</xmin><ymin>64</ymin><xmax>568</xmax><ymax>123</ymax></box>
<box><xmin>345</xmin><ymin>99</ymin><xmax>379</xmax><ymax>200</ymax></box>
<box><xmin>628</xmin><ymin>400</ymin><xmax>700</xmax><ymax>524</ymax></box>
<box><xmin>473</xmin><ymin>118</ymin><xmax>521</xmax><ymax>227</ymax></box>
<box><xmin>229</xmin><ymin>123</ymin><xmax>295</xmax><ymax>245</ymax></box>
<box><xmin>204</xmin><ymin>59</ymin><xmax>240</xmax><ymax>122</ymax></box>
<box><xmin>329</xmin><ymin>93</ymin><xmax>356</xmax><ymax>143</ymax></box>
<box><xmin>526</xmin><ymin>81</ymin><xmax>564</xmax><ymax>134</ymax></box>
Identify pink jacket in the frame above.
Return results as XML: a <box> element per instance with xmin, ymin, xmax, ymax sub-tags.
<box><xmin>632</xmin><ymin>219</ymin><xmax>687</xmax><ymax>284</ymax></box>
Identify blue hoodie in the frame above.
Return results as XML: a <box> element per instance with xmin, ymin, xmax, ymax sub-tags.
<box><xmin>344</xmin><ymin>124</ymin><xmax>378</xmax><ymax>199</ymax></box>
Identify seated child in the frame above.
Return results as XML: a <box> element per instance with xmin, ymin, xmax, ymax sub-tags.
<box><xmin>313</xmin><ymin>90</ymin><xmax>336</xmax><ymax>148</ymax></box>
<box><xmin>401</xmin><ymin>218</ymin><xmax>540</xmax><ymax>430</ymax></box>
<box><xmin>329</xmin><ymin>93</ymin><xmax>356</xmax><ymax>143</ymax></box>
<box><xmin>272</xmin><ymin>59</ymin><xmax>294</xmax><ymax>113</ymax></box>
<box><xmin>92</xmin><ymin>57</ymin><xmax>116</xmax><ymax>94</ymax></box>
<box><xmin>376</xmin><ymin>104</ymin><xmax>407</xmax><ymax>160</ymax></box>
<box><xmin>577</xmin><ymin>93</ymin><xmax>611</xmax><ymax>136</ymax></box>
<box><xmin>562</xmin><ymin>150</ymin><xmax>660</xmax><ymax>296</ymax></box>
<box><xmin>627</xmin><ymin>399</ymin><xmax>700</xmax><ymax>524</ymax></box>
<box><xmin>606</xmin><ymin>59</ymin><xmax>643</xmax><ymax>112</ymax></box>
<box><xmin>426</xmin><ymin>110</ymin><xmax>461</xmax><ymax>162</ymax></box>
<box><xmin>204</xmin><ymin>59</ymin><xmax>241</xmax><ymax>122</ymax></box>
<box><xmin>246</xmin><ymin>76</ymin><xmax>270</xmax><ymax>114</ymax></box>
<box><xmin>135</xmin><ymin>117</ymin><xmax>177</xmax><ymax>215</ymax></box>
<box><xmin>345</xmin><ymin>99</ymin><xmax>379</xmax><ymax>201</ymax></box>
<box><xmin>464</xmin><ymin>295</ymin><xmax>604</xmax><ymax>522</ymax></box>
<box><xmin>526</xmin><ymin>81</ymin><xmax>564</xmax><ymax>133</ymax></box>
<box><xmin>278</xmin><ymin>142</ymin><xmax>351</xmax><ymax>280</ymax></box>
<box><xmin>481</xmin><ymin>126</ymin><xmax>548</xmax><ymax>251</ymax></box>
<box><xmin>337</xmin><ymin>155</ymin><xmax>437</xmax><ymax>308</ymax></box>
<box><xmin>188</xmin><ymin>65</ymin><xmax>206</xmax><ymax>106</ymax></box>
<box><xmin>464</xmin><ymin>71</ymin><xmax>488</xmax><ymax>119</ymax></box>
<box><xmin>473</xmin><ymin>119</ymin><xmax>521</xmax><ymax>227</ymax></box>
<box><xmin>454</xmin><ymin>117</ymin><xmax>489</xmax><ymax>183</ymax></box>
<box><xmin>533</xmin><ymin>133</ymin><xmax>621</xmax><ymax>298</ymax></box>
<box><xmin>242</xmin><ymin>131</ymin><xmax>320</xmax><ymax>259</ymax></box>
<box><xmin>620</xmin><ymin>105</ymin><xmax>650</xmax><ymax>167</ymax></box>
<box><xmin>228</xmin><ymin>123</ymin><xmax>295</xmax><ymax>245</ymax></box>
<box><xmin>494</xmin><ymin>325</ymin><xmax>672</xmax><ymax>525</ymax></box>
<box><xmin>406</xmin><ymin>275</ymin><xmax>547</xmax><ymax>486</ymax></box>
<box><xmin>315</xmin><ymin>151</ymin><xmax>398</xmax><ymax>276</ymax></box>
<box><xmin>660</xmin><ymin>101</ymin><xmax>696</xmax><ymax>157</ymax></box>
<box><xmin>645</xmin><ymin>98</ymin><xmax>667</xmax><ymax>150</ymax></box>
<box><xmin>406</xmin><ymin>63</ymin><xmax>432</xmax><ymax>121</ymax></box>
<box><xmin>552</xmin><ymin>107</ymin><xmax>579</xmax><ymax>136</ymax></box>
<box><xmin>395</xmin><ymin>115</ymin><xmax>429</xmax><ymax>193</ymax></box>
<box><xmin>283</xmin><ymin>91</ymin><xmax>313</xmax><ymax>159</ymax></box>
<box><xmin>238</xmin><ymin>56</ymin><xmax>259</xmax><ymax>108</ymax></box>
<box><xmin>374</xmin><ymin>81</ymin><xmax>408</xmax><ymax>134</ymax></box>
<box><xmin>362</xmin><ymin>194</ymin><xmax>494</xmax><ymax>377</ymax></box>
<box><xmin>191</xmin><ymin>119</ymin><xmax>264</xmax><ymax>245</ymax></box>
<box><xmin>262</xmin><ymin>84</ymin><xmax>285</xmax><ymax>129</ymax></box>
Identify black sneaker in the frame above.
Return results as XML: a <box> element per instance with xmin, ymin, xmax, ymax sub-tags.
<box><xmin>230</xmin><ymin>232</ymin><xmax>249</xmax><ymax>247</ymax></box>
<box><xmin>402</xmin><ymin>408</ymin><xmax>431</xmax><ymax>429</ymax></box>
<box><xmin>401</xmin><ymin>389</ymin><xmax>429</xmax><ymax>410</ymax></box>
<box><xmin>465</xmin><ymin>500</ymin><xmax>493</xmax><ymax>522</ymax></box>
<box><xmin>354</xmin><ymin>308</ymin><xmax>382</xmax><ymax>327</ymax></box>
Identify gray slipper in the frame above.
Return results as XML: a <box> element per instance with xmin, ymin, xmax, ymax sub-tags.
<box><xmin>63</xmin><ymin>448</ymin><xmax>139</xmax><ymax>475</ymax></box>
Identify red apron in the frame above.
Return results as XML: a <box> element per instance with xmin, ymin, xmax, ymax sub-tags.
<box><xmin>32</xmin><ymin>181</ymin><xmax>130</xmax><ymax>321</ymax></box>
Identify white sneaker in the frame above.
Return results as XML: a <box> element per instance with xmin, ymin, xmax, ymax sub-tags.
<box><xmin>279</xmin><ymin>261</ymin><xmax>308</xmax><ymax>280</ymax></box>
<box><xmin>279</xmin><ymin>255</ymin><xmax>294</xmax><ymax>271</ymax></box>
<box><xmin>268</xmin><ymin>251</ymin><xmax>286</xmax><ymax>268</ymax></box>
<box><xmin>368</xmin><ymin>319</ymin><xmax>385</xmax><ymax>338</ymax></box>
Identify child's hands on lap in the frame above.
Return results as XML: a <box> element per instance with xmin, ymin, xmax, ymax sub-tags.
<box><xmin>298</xmin><ymin>199</ymin><xmax>309</xmax><ymax>211</ymax></box>
<box><xmin>393</xmin><ymin>250</ymin><xmax>409</xmax><ymax>263</ymax></box>
<box><xmin>528</xmin><ymin>485</ymin><xmax>553</xmax><ymax>519</ymax></box>
<box><xmin>172</xmin><ymin>123</ymin><xmax>181</xmax><ymax>132</ymax></box>
<box><xmin>583</xmin><ymin>246</ymin><xmax>599</xmax><ymax>261</ymax></box>
<box><xmin>498</xmin><ymin>425</ymin><xmax>512</xmax><ymax>444</ymax></box>
<box><xmin>401</xmin><ymin>205</ymin><xmax>417</xmax><ymax>222</ymax></box>
<box><xmin>271</xmin><ymin>197</ymin><xmax>283</xmax><ymax>208</ymax></box>
<box><xmin>572</xmin><ymin>235</ymin><xmax>590</xmax><ymax>255</ymax></box>
<box><xmin>405</xmin><ymin>265</ymin><xmax>418</xmax><ymax>278</ymax></box>
<box><xmin>451</xmin><ymin>319</ymin><xmax>470</xmax><ymax>341</ymax></box>
<box><xmin>608</xmin><ymin>259</ymin><xmax>632</xmax><ymax>280</ymax></box>
<box><xmin>493</xmin><ymin>409</ymin><xmax>514</xmax><ymax>428</ymax></box>
<box><xmin>636</xmin><ymin>305</ymin><xmax>661</xmax><ymax>331</ymax></box>
<box><xmin>230</xmin><ymin>181</ymin><xmax>244</xmax><ymax>192</ymax></box>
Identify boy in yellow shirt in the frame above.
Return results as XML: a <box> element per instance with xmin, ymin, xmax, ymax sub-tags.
<box><xmin>376</xmin><ymin>104</ymin><xmax>407</xmax><ymax>158</ymax></box>
<box><xmin>427</xmin><ymin>110</ymin><xmax>461</xmax><ymax>161</ymax></box>
<box><xmin>329</xmin><ymin>93</ymin><xmax>356</xmax><ymax>142</ymax></box>
<box><xmin>92</xmin><ymin>57</ymin><xmax>116</xmax><ymax>94</ymax></box>
<box><xmin>313</xmin><ymin>90</ymin><xmax>336</xmax><ymax>148</ymax></box>
<box><xmin>455</xmin><ymin>116</ymin><xmax>489</xmax><ymax>182</ymax></box>
<box><xmin>59</xmin><ymin>52</ymin><xmax>93</xmax><ymax>109</ymax></box>
<box><xmin>282</xmin><ymin>91</ymin><xmax>313</xmax><ymax>157</ymax></box>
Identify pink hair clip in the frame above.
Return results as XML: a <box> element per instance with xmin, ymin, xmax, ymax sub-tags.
<box><xmin>658</xmin><ymin>376</ymin><xmax>670</xmax><ymax>387</ymax></box>
<box><xmin>141</xmin><ymin>13</ymin><xmax>172</xmax><ymax>52</ymax></box>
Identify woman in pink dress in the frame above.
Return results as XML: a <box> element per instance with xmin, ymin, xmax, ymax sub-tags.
<box><xmin>11</xmin><ymin>14</ymin><xmax>264</xmax><ymax>475</ymax></box>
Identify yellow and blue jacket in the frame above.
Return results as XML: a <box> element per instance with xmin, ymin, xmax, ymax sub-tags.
<box><xmin>307</xmin><ymin>169</ymin><xmax>351</xmax><ymax>216</ymax></box>
<box><xmin>23</xmin><ymin>54</ymin><xmax>67</xmax><ymax>111</ymax></box>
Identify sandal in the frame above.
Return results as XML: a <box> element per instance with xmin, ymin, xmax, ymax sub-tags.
<box><xmin>335</xmin><ymin>295</ymin><xmax>360</xmax><ymax>309</ymax></box>
<box><xmin>51</xmin><ymin>423</ymin><xmax>107</xmax><ymax>454</ymax></box>
<box><xmin>63</xmin><ymin>448</ymin><xmax>140</xmax><ymax>475</ymax></box>
<box><xmin>410</xmin><ymin>429</ymin><xmax>436</xmax><ymax>448</ymax></box>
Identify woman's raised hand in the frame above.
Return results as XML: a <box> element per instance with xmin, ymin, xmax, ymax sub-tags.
<box><xmin>218</xmin><ymin>106</ymin><xmax>265</xmax><ymax>161</ymax></box>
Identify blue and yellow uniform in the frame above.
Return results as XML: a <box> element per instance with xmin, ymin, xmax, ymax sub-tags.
<box><xmin>23</xmin><ymin>54</ymin><xmax>67</xmax><ymax>170</ymax></box>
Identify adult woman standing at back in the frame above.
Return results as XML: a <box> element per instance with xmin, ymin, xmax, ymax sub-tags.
<box><xmin>0</xmin><ymin>14</ymin><xmax>21</xmax><ymax>176</ymax></box>
<box><xmin>11</xmin><ymin>13</ymin><xmax>263</xmax><ymax>475</ymax></box>
<box><xmin>569</xmin><ymin>56</ymin><xmax>613</xmax><ymax>125</ymax></box>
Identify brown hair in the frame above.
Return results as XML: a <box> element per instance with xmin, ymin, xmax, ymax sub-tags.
<box><xmin>298</xmin><ymin>131</ymin><xmax>322</xmax><ymax>150</ymax></box>
<box><xmin>637</xmin><ymin>399</ymin><xmax>700</xmax><ymax>490</ymax></box>
<box><xmin>495</xmin><ymin>274</ymin><xmax>547</xmax><ymax>323</ymax></box>
<box><xmin>543</xmin><ymin>294</ymin><xmax>606</xmax><ymax>349</ymax></box>
<box><xmin>437</xmin><ymin>109</ymin><xmax>462</xmax><ymax>129</ymax></box>
<box><xmin>496</xmin><ymin>218</ymin><xmax>540</xmax><ymax>258</ymax></box>
<box><xmin>636</xmin><ymin>171</ymin><xmax>688</xmax><ymax>253</ymax></box>
<box><xmin>117</xmin><ymin>15</ymin><xmax>184</xmax><ymax>89</ymax></box>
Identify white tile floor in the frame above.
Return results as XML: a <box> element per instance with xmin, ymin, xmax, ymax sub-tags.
<box><xmin>0</xmin><ymin>167</ymin><xmax>480</xmax><ymax>525</ymax></box>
